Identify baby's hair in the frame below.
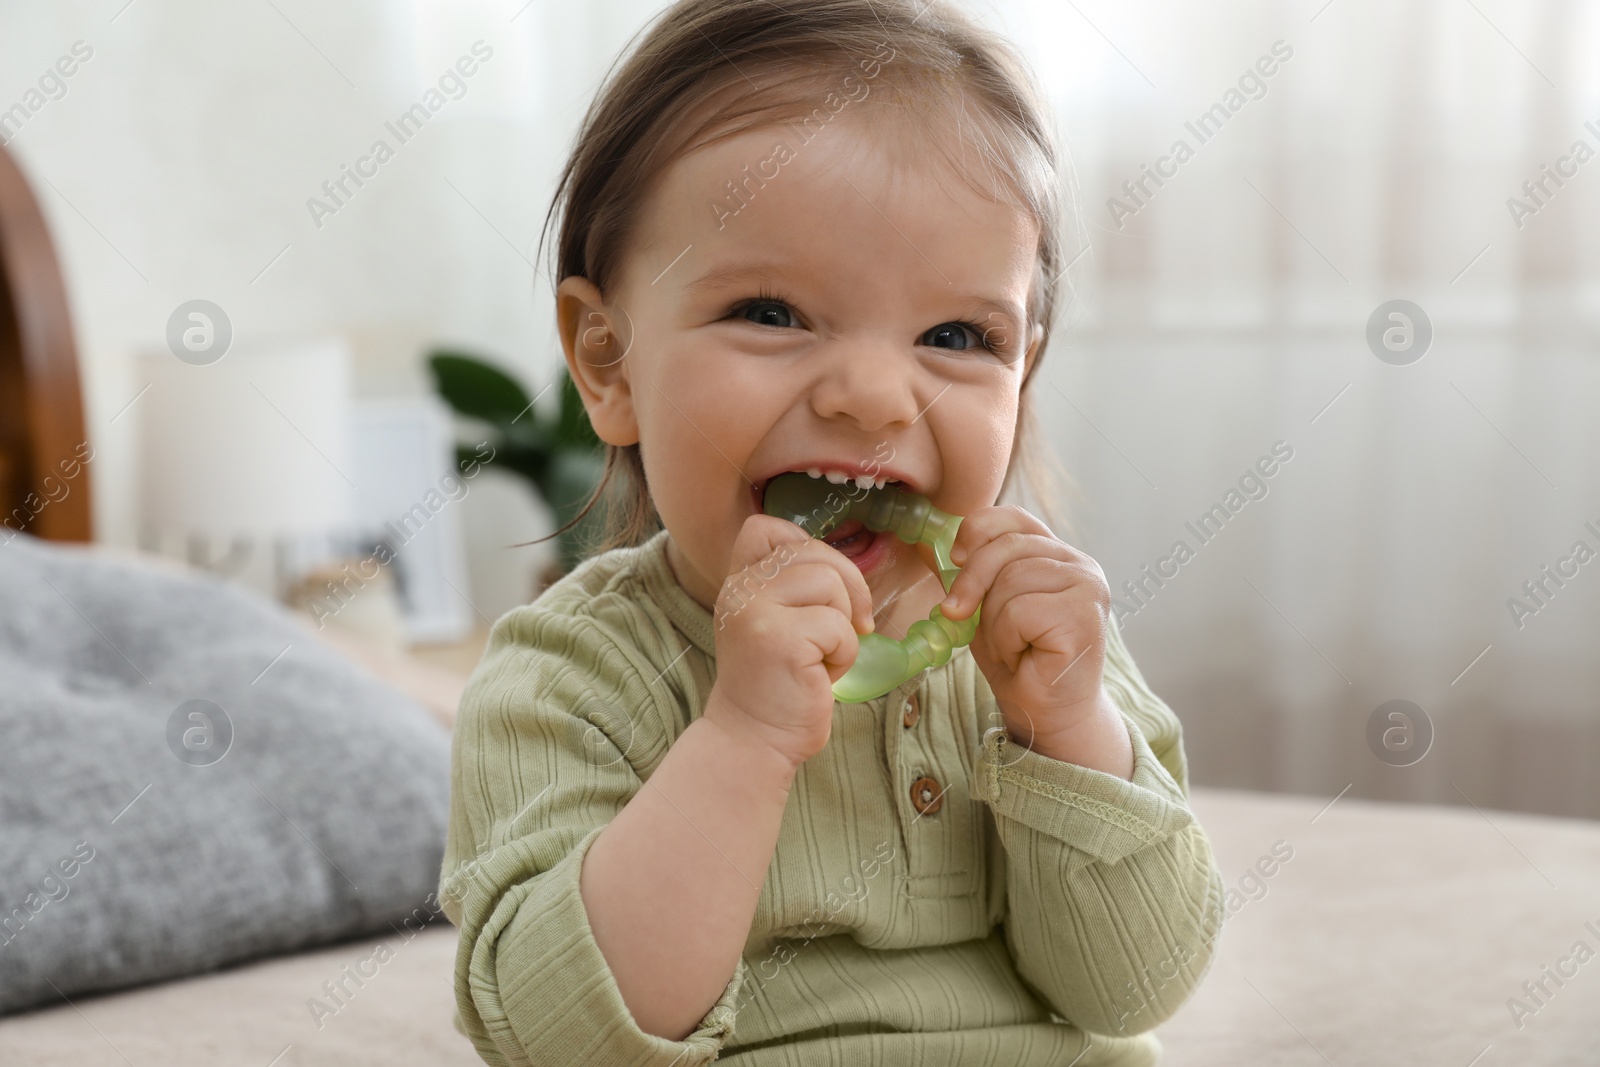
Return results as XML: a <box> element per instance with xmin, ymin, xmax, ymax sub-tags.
<box><xmin>537</xmin><ymin>0</ymin><xmax>1079</xmax><ymax>559</ymax></box>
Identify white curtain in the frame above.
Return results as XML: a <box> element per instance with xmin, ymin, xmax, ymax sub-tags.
<box><xmin>991</xmin><ymin>0</ymin><xmax>1600</xmax><ymax>817</ymax></box>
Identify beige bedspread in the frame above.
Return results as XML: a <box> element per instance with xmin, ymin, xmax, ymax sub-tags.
<box><xmin>3</xmin><ymin>786</ymin><xmax>1595</xmax><ymax>1065</ymax></box>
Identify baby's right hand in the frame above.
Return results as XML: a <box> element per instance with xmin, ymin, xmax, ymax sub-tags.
<box><xmin>706</xmin><ymin>514</ymin><xmax>874</xmax><ymax>770</ymax></box>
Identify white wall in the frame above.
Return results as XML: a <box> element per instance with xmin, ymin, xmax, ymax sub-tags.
<box><xmin>2</xmin><ymin>0</ymin><xmax>668</xmax><ymax>617</ymax></box>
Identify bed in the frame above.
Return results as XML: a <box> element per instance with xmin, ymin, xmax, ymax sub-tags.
<box><xmin>2</xmin><ymin>787</ymin><xmax>1597</xmax><ymax>1065</ymax></box>
<box><xmin>3</xmin><ymin>143</ymin><xmax>1597</xmax><ymax>1066</ymax></box>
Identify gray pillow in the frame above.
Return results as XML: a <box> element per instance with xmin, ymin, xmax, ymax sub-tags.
<box><xmin>0</xmin><ymin>532</ymin><xmax>452</xmax><ymax>1016</ymax></box>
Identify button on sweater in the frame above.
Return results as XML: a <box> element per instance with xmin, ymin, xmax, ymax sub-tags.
<box><xmin>439</xmin><ymin>528</ymin><xmax>1225</xmax><ymax>1066</ymax></box>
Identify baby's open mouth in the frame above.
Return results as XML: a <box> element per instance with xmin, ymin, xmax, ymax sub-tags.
<box><xmin>820</xmin><ymin>518</ymin><xmax>874</xmax><ymax>556</ymax></box>
<box><xmin>752</xmin><ymin>467</ymin><xmax>909</xmax><ymax>560</ymax></box>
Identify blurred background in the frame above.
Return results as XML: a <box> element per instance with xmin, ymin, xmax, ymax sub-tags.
<box><xmin>5</xmin><ymin>0</ymin><xmax>1600</xmax><ymax>824</ymax></box>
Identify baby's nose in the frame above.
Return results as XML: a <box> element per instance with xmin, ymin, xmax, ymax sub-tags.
<box><xmin>807</xmin><ymin>340</ymin><xmax>922</xmax><ymax>432</ymax></box>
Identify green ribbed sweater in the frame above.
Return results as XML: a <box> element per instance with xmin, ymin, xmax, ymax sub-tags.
<box><xmin>439</xmin><ymin>528</ymin><xmax>1224</xmax><ymax>1066</ymax></box>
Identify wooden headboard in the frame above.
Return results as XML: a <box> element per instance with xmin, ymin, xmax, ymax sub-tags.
<box><xmin>0</xmin><ymin>141</ymin><xmax>91</xmax><ymax>542</ymax></box>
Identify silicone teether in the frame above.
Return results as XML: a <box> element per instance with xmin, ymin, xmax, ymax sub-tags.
<box><xmin>762</xmin><ymin>472</ymin><xmax>980</xmax><ymax>703</ymax></box>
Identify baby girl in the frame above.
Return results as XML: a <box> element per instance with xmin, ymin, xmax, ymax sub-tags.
<box><xmin>439</xmin><ymin>2</ymin><xmax>1224</xmax><ymax>1064</ymax></box>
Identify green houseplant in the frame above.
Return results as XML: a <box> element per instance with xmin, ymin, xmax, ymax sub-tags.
<box><xmin>427</xmin><ymin>350</ymin><xmax>608</xmax><ymax>577</ymax></box>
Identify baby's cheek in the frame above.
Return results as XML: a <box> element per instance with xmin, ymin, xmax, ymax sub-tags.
<box><xmin>957</xmin><ymin>395</ymin><xmax>1021</xmax><ymax>488</ymax></box>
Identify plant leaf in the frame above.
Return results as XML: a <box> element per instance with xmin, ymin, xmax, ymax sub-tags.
<box><xmin>428</xmin><ymin>351</ymin><xmax>535</xmax><ymax>427</ymax></box>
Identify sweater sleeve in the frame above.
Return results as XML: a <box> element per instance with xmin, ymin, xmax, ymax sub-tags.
<box><xmin>971</xmin><ymin>612</ymin><xmax>1225</xmax><ymax>1036</ymax></box>
<box><xmin>438</xmin><ymin>608</ymin><xmax>748</xmax><ymax>1067</ymax></box>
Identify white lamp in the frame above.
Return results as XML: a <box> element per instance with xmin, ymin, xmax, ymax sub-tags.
<box><xmin>138</xmin><ymin>336</ymin><xmax>356</xmax><ymax>594</ymax></box>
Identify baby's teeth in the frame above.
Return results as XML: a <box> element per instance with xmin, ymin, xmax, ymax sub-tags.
<box><xmin>824</xmin><ymin>470</ymin><xmax>849</xmax><ymax>485</ymax></box>
<box><xmin>854</xmin><ymin>474</ymin><xmax>874</xmax><ymax>491</ymax></box>
<box><xmin>806</xmin><ymin>467</ymin><xmax>822</xmax><ymax>479</ymax></box>
<box><xmin>872</xmin><ymin>476</ymin><xmax>887</xmax><ymax>490</ymax></box>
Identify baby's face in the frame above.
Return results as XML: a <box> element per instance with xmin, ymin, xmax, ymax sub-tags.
<box><xmin>578</xmin><ymin>111</ymin><xmax>1041</xmax><ymax>619</ymax></box>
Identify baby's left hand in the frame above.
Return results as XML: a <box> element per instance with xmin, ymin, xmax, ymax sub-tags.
<box><xmin>936</xmin><ymin>506</ymin><xmax>1116</xmax><ymax>761</ymax></box>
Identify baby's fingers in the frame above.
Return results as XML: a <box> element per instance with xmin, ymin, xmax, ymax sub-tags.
<box><xmin>723</xmin><ymin>515</ymin><xmax>873</xmax><ymax>635</ymax></box>
<box><xmin>786</xmin><ymin>604</ymin><xmax>864</xmax><ymax>681</ymax></box>
<box><xmin>942</xmin><ymin>529</ymin><xmax>1076</xmax><ymax>620</ymax></box>
<box><xmin>782</xmin><ymin>542</ymin><xmax>874</xmax><ymax>636</ymax></box>
<box><xmin>727</xmin><ymin>513</ymin><xmax>820</xmax><ymax>575</ymax></box>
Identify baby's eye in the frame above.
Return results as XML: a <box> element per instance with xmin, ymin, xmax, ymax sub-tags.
<box><xmin>739</xmin><ymin>301</ymin><xmax>795</xmax><ymax>328</ymax></box>
<box><xmin>919</xmin><ymin>322</ymin><xmax>983</xmax><ymax>351</ymax></box>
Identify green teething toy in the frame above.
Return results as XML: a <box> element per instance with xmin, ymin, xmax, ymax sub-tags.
<box><xmin>762</xmin><ymin>472</ymin><xmax>980</xmax><ymax>703</ymax></box>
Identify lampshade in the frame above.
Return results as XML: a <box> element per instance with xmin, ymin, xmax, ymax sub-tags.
<box><xmin>139</xmin><ymin>336</ymin><xmax>354</xmax><ymax>539</ymax></box>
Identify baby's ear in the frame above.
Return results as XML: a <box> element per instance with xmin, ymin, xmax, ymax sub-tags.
<box><xmin>557</xmin><ymin>275</ymin><xmax>638</xmax><ymax>446</ymax></box>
